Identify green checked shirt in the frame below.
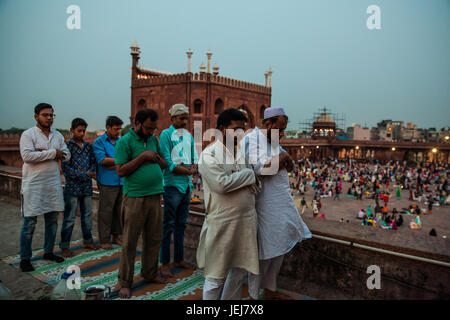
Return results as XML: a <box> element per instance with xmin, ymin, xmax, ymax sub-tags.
<box><xmin>114</xmin><ymin>128</ymin><xmax>163</xmax><ymax>197</ymax></box>
<box><xmin>158</xmin><ymin>125</ymin><xmax>198</xmax><ymax>194</ymax></box>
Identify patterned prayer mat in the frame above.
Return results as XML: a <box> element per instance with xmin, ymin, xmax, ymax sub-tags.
<box><xmin>2</xmin><ymin>239</ymin><xmax>310</xmax><ymax>300</ymax></box>
<box><xmin>2</xmin><ymin>239</ymin><xmax>205</xmax><ymax>300</ymax></box>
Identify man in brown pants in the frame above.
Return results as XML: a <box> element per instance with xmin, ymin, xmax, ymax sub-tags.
<box><xmin>114</xmin><ymin>109</ymin><xmax>167</xmax><ymax>299</ymax></box>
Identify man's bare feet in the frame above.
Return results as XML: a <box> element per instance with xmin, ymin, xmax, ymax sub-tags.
<box><xmin>61</xmin><ymin>248</ymin><xmax>74</xmax><ymax>258</ymax></box>
<box><xmin>99</xmin><ymin>243</ymin><xmax>113</xmax><ymax>250</ymax></box>
<box><xmin>160</xmin><ymin>264</ymin><xmax>174</xmax><ymax>278</ymax></box>
<box><xmin>84</xmin><ymin>243</ymin><xmax>100</xmax><ymax>251</ymax></box>
<box><xmin>262</xmin><ymin>289</ymin><xmax>295</xmax><ymax>300</ymax></box>
<box><xmin>118</xmin><ymin>287</ymin><xmax>132</xmax><ymax>299</ymax></box>
<box><xmin>146</xmin><ymin>274</ymin><xmax>168</xmax><ymax>284</ymax></box>
<box><xmin>112</xmin><ymin>236</ymin><xmax>122</xmax><ymax>246</ymax></box>
<box><xmin>174</xmin><ymin>261</ymin><xmax>196</xmax><ymax>270</ymax></box>
<box><xmin>153</xmin><ymin>274</ymin><xmax>169</xmax><ymax>284</ymax></box>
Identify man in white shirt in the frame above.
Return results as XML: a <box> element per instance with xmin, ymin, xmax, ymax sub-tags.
<box><xmin>241</xmin><ymin>107</ymin><xmax>312</xmax><ymax>300</ymax></box>
<box><xmin>19</xmin><ymin>103</ymin><xmax>70</xmax><ymax>272</ymax></box>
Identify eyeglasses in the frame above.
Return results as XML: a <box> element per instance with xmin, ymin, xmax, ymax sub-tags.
<box><xmin>40</xmin><ymin>113</ymin><xmax>56</xmax><ymax>119</ymax></box>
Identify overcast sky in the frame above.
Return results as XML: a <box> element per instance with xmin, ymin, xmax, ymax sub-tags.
<box><xmin>0</xmin><ymin>0</ymin><xmax>449</xmax><ymax>131</ymax></box>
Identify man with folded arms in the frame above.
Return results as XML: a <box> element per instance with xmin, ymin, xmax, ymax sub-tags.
<box><xmin>241</xmin><ymin>107</ymin><xmax>312</xmax><ymax>300</ymax></box>
<box><xmin>158</xmin><ymin>104</ymin><xmax>198</xmax><ymax>278</ymax></box>
<box><xmin>197</xmin><ymin>108</ymin><xmax>261</xmax><ymax>300</ymax></box>
<box><xmin>19</xmin><ymin>103</ymin><xmax>70</xmax><ymax>272</ymax></box>
<box><xmin>93</xmin><ymin>116</ymin><xmax>124</xmax><ymax>250</ymax></box>
<box><xmin>115</xmin><ymin>109</ymin><xmax>167</xmax><ymax>299</ymax></box>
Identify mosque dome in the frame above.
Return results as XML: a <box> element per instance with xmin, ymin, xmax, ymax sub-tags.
<box><xmin>312</xmin><ymin>109</ymin><xmax>336</xmax><ymax>139</ymax></box>
<box><xmin>316</xmin><ymin>112</ymin><xmax>334</xmax><ymax>123</ymax></box>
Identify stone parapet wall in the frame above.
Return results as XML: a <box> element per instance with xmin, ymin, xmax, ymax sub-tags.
<box><xmin>183</xmin><ymin>213</ymin><xmax>450</xmax><ymax>299</ymax></box>
<box><xmin>133</xmin><ymin>72</ymin><xmax>271</xmax><ymax>95</ymax></box>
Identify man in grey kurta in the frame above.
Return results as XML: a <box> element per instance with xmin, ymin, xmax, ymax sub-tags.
<box><xmin>197</xmin><ymin>108</ymin><xmax>260</xmax><ymax>300</ymax></box>
<box><xmin>241</xmin><ymin>107</ymin><xmax>312</xmax><ymax>300</ymax></box>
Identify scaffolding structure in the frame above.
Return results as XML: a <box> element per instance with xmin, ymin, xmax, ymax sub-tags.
<box><xmin>298</xmin><ymin>106</ymin><xmax>346</xmax><ymax>135</ymax></box>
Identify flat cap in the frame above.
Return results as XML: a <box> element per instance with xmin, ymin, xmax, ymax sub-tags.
<box><xmin>169</xmin><ymin>104</ymin><xmax>189</xmax><ymax>116</ymax></box>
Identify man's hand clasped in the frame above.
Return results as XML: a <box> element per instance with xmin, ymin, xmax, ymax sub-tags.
<box><xmin>55</xmin><ymin>149</ymin><xmax>65</xmax><ymax>161</ymax></box>
<box><xmin>141</xmin><ymin>150</ymin><xmax>161</xmax><ymax>163</ymax></box>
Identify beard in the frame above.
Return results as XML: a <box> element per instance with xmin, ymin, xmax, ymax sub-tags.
<box><xmin>37</xmin><ymin>118</ymin><xmax>51</xmax><ymax>129</ymax></box>
<box><xmin>137</xmin><ymin>127</ymin><xmax>151</xmax><ymax>139</ymax></box>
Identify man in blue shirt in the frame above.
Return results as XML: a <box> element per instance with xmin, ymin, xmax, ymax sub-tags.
<box><xmin>93</xmin><ymin>116</ymin><xmax>124</xmax><ymax>250</ymax></box>
<box><xmin>158</xmin><ymin>104</ymin><xmax>198</xmax><ymax>278</ymax></box>
<box><xmin>60</xmin><ymin>118</ymin><xmax>98</xmax><ymax>257</ymax></box>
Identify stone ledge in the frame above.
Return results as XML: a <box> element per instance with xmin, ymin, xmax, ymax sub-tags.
<box><xmin>302</xmin><ymin>216</ymin><xmax>450</xmax><ymax>264</ymax></box>
<box><xmin>183</xmin><ymin>211</ymin><xmax>450</xmax><ymax>264</ymax></box>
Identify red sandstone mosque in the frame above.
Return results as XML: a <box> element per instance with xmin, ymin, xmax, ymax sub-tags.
<box><xmin>129</xmin><ymin>41</ymin><xmax>271</xmax><ymax>131</ymax></box>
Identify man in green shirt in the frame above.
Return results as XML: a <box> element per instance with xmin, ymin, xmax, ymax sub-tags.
<box><xmin>115</xmin><ymin>108</ymin><xmax>167</xmax><ymax>299</ymax></box>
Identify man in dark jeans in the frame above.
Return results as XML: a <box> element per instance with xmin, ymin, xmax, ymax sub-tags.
<box><xmin>158</xmin><ymin>104</ymin><xmax>198</xmax><ymax>278</ymax></box>
<box><xmin>60</xmin><ymin>118</ymin><xmax>99</xmax><ymax>257</ymax></box>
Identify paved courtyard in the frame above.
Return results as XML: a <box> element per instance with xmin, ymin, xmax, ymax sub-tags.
<box><xmin>292</xmin><ymin>181</ymin><xmax>450</xmax><ymax>239</ymax></box>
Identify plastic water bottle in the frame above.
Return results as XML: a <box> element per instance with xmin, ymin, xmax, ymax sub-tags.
<box><xmin>0</xmin><ymin>280</ymin><xmax>13</xmax><ymax>300</ymax></box>
<box><xmin>50</xmin><ymin>272</ymin><xmax>81</xmax><ymax>300</ymax></box>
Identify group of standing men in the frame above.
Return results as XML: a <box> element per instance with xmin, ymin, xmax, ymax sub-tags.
<box><xmin>19</xmin><ymin>103</ymin><xmax>125</xmax><ymax>272</ymax></box>
<box><xmin>19</xmin><ymin>103</ymin><xmax>197</xmax><ymax>300</ymax></box>
<box><xmin>18</xmin><ymin>102</ymin><xmax>311</xmax><ymax>300</ymax></box>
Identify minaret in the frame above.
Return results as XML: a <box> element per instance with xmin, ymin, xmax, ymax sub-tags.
<box><xmin>130</xmin><ymin>40</ymin><xmax>140</xmax><ymax>79</ymax></box>
<box><xmin>186</xmin><ymin>48</ymin><xmax>193</xmax><ymax>73</ymax></box>
<box><xmin>213</xmin><ymin>62</ymin><xmax>219</xmax><ymax>75</ymax></box>
<box><xmin>267</xmin><ymin>67</ymin><xmax>273</xmax><ymax>87</ymax></box>
<box><xmin>264</xmin><ymin>71</ymin><xmax>269</xmax><ymax>87</ymax></box>
<box><xmin>206</xmin><ymin>49</ymin><xmax>212</xmax><ymax>74</ymax></box>
<box><xmin>199</xmin><ymin>61</ymin><xmax>206</xmax><ymax>73</ymax></box>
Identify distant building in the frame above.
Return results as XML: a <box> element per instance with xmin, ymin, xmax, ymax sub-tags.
<box><xmin>285</xmin><ymin>130</ymin><xmax>302</xmax><ymax>139</ymax></box>
<box><xmin>370</xmin><ymin>127</ymin><xmax>380</xmax><ymax>141</ymax></box>
<box><xmin>346</xmin><ymin>124</ymin><xmax>371</xmax><ymax>141</ymax></box>
<box><xmin>375</xmin><ymin>120</ymin><xmax>403</xmax><ymax>141</ymax></box>
<box><xmin>403</xmin><ymin>122</ymin><xmax>421</xmax><ymax>142</ymax></box>
<box><xmin>423</xmin><ymin>128</ymin><xmax>439</xmax><ymax>142</ymax></box>
<box><xmin>438</xmin><ymin>127</ymin><xmax>450</xmax><ymax>143</ymax></box>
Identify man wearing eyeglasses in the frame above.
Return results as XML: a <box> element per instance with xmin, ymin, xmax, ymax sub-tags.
<box><xmin>114</xmin><ymin>108</ymin><xmax>167</xmax><ymax>299</ymax></box>
<box><xmin>19</xmin><ymin>103</ymin><xmax>70</xmax><ymax>272</ymax></box>
<box><xmin>197</xmin><ymin>108</ymin><xmax>261</xmax><ymax>300</ymax></box>
<box><xmin>158</xmin><ymin>104</ymin><xmax>198</xmax><ymax>278</ymax></box>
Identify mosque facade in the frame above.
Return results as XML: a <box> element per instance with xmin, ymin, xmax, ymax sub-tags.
<box><xmin>129</xmin><ymin>42</ymin><xmax>272</xmax><ymax>132</ymax></box>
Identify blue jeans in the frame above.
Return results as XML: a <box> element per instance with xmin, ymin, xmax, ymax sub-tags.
<box><xmin>160</xmin><ymin>187</ymin><xmax>191</xmax><ymax>264</ymax></box>
<box><xmin>60</xmin><ymin>195</ymin><xmax>94</xmax><ymax>249</ymax></box>
<box><xmin>20</xmin><ymin>211</ymin><xmax>59</xmax><ymax>260</ymax></box>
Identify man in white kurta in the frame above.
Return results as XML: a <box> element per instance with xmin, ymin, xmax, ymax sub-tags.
<box><xmin>19</xmin><ymin>103</ymin><xmax>70</xmax><ymax>272</ymax></box>
<box><xmin>241</xmin><ymin>107</ymin><xmax>312</xmax><ymax>300</ymax></box>
<box><xmin>197</xmin><ymin>108</ymin><xmax>260</xmax><ymax>300</ymax></box>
